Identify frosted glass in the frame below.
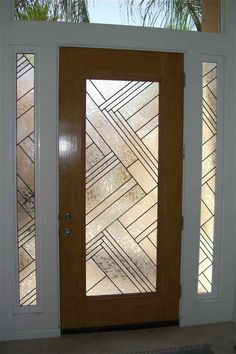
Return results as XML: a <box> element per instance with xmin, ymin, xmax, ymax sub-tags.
<box><xmin>16</xmin><ymin>54</ymin><xmax>37</xmax><ymax>306</ymax></box>
<box><xmin>198</xmin><ymin>62</ymin><xmax>217</xmax><ymax>294</ymax></box>
<box><xmin>86</xmin><ymin>80</ymin><xmax>159</xmax><ymax>295</ymax></box>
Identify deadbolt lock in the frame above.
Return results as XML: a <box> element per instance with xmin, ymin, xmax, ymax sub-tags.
<box><xmin>64</xmin><ymin>212</ymin><xmax>72</xmax><ymax>221</ymax></box>
<box><xmin>64</xmin><ymin>228</ymin><xmax>72</xmax><ymax>236</ymax></box>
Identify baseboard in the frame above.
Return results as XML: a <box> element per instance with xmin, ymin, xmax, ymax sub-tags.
<box><xmin>1</xmin><ymin>328</ymin><xmax>60</xmax><ymax>341</ymax></box>
<box><xmin>180</xmin><ymin>316</ymin><xmax>233</xmax><ymax>327</ymax></box>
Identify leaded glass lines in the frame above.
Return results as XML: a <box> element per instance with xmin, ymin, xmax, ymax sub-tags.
<box><xmin>16</xmin><ymin>53</ymin><xmax>37</xmax><ymax>306</ymax></box>
<box><xmin>85</xmin><ymin>80</ymin><xmax>159</xmax><ymax>296</ymax></box>
<box><xmin>198</xmin><ymin>62</ymin><xmax>217</xmax><ymax>294</ymax></box>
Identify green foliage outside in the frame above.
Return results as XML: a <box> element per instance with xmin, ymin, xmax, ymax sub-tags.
<box><xmin>126</xmin><ymin>0</ymin><xmax>202</xmax><ymax>31</ymax></box>
<box><xmin>15</xmin><ymin>0</ymin><xmax>202</xmax><ymax>31</ymax></box>
<box><xmin>15</xmin><ymin>0</ymin><xmax>89</xmax><ymax>22</ymax></box>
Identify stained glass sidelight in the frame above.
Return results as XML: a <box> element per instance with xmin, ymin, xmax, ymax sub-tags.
<box><xmin>198</xmin><ymin>62</ymin><xmax>217</xmax><ymax>294</ymax></box>
<box><xmin>16</xmin><ymin>53</ymin><xmax>37</xmax><ymax>305</ymax></box>
<box><xmin>86</xmin><ymin>80</ymin><xmax>159</xmax><ymax>296</ymax></box>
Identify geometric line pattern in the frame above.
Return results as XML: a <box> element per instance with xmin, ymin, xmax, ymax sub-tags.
<box><xmin>86</xmin><ymin>80</ymin><xmax>159</xmax><ymax>295</ymax></box>
<box><xmin>16</xmin><ymin>53</ymin><xmax>37</xmax><ymax>305</ymax></box>
<box><xmin>198</xmin><ymin>62</ymin><xmax>217</xmax><ymax>294</ymax></box>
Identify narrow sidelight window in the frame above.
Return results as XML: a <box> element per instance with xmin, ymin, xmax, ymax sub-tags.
<box><xmin>198</xmin><ymin>62</ymin><xmax>217</xmax><ymax>294</ymax></box>
<box><xmin>16</xmin><ymin>53</ymin><xmax>37</xmax><ymax>306</ymax></box>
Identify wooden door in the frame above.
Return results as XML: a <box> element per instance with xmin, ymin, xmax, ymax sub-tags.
<box><xmin>59</xmin><ymin>47</ymin><xmax>184</xmax><ymax>330</ymax></box>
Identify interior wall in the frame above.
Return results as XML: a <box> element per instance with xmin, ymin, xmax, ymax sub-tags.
<box><xmin>0</xmin><ymin>0</ymin><xmax>235</xmax><ymax>340</ymax></box>
<box><xmin>0</xmin><ymin>0</ymin><xmax>3</xmax><ymax>342</ymax></box>
<box><xmin>234</xmin><ymin>2</ymin><xmax>236</xmax><ymax>325</ymax></box>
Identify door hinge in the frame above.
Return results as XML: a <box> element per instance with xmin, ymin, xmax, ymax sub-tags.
<box><xmin>179</xmin><ymin>284</ymin><xmax>182</xmax><ymax>298</ymax></box>
<box><xmin>181</xmin><ymin>216</ymin><xmax>184</xmax><ymax>231</ymax></box>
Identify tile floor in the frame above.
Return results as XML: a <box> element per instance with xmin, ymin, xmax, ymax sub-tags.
<box><xmin>1</xmin><ymin>322</ymin><xmax>235</xmax><ymax>354</ymax></box>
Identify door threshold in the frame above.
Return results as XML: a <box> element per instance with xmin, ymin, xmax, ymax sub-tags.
<box><xmin>61</xmin><ymin>320</ymin><xmax>179</xmax><ymax>335</ymax></box>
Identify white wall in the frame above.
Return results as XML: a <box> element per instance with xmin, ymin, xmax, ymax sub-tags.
<box><xmin>234</xmin><ymin>2</ymin><xmax>236</xmax><ymax>325</ymax></box>
<box><xmin>0</xmin><ymin>0</ymin><xmax>3</xmax><ymax>343</ymax></box>
<box><xmin>0</xmin><ymin>0</ymin><xmax>235</xmax><ymax>341</ymax></box>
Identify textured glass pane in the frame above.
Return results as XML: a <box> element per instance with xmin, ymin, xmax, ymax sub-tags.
<box><xmin>16</xmin><ymin>54</ymin><xmax>37</xmax><ymax>305</ymax></box>
<box><xmin>86</xmin><ymin>80</ymin><xmax>159</xmax><ymax>295</ymax></box>
<box><xmin>198</xmin><ymin>62</ymin><xmax>217</xmax><ymax>294</ymax></box>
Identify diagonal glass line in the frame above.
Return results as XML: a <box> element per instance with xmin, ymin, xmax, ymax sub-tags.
<box><xmin>114</xmin><ymin>110</ymin><xmax>158</xmax><ymax>166</ymax></box>
<box><xmin>89</xmin><ymin>80</ymin><xmax>107</xmax><ymax>101</ymax></box>
<box><xmin>204</xmin><ymin>83</ymin><xmax>217</xmax><ymax>100</ymax></box>
<box><xmin>111</xmin><ymin>82</ymin><xmax>154</xmax><ymax>112</ymax></box>
<box><xmin>19</xmin><ymin>233</ymin><xmax>35</xmax><ymax>249</ymax></box>
<box><xmin>95</xmin><ymin>80</ymin><xmax>136</xmax><ymax>109</ymax></box>
<box><xmin>202</xmin><ymin>113</ymin><xmax>216</xmax><ymax>135</ymax></box>
<box><xmin>203</xmin><ymin>77</ymin><xmax>217</xmax><ymax>91</ymax></box>
<box><xmin>86</xmin><ymin>244</ymin><xmax>103</xmax><ymax>261</ymax></box>
<box><xmin>199</xmin><ymin>239</ymin><xmax>213</xmax><ymax>260</ymax></box>
<box><xmin>201</xmin><ymin>198</ymin><xmax>214</xmax><ymax>217</ymax></box>
<box><xmin>200</xmin><ymin>231</ymin><xmax>214</xmax><ymax>254</ymax></box>
<box><xmin>86</xmin><ymin>239</ymin><xmax>103</xmax><ymax>260</ymax></box>
<box><xmin>17</xmin><ymin>202</ymin><xmax>34</xmax><ymax>222</ymax></box>
<box><xmin>201</xmin><ymin>165</ymin><xmax>215</xmax><ymax>181</ymax></box>
<box><xmin>17</xmin><ymin>139</ymin><xmax>35</xmax><ymax>164</ymax></box>
<box><xmin>202</xmin><ymin>133</ymin><xmax>216</xmax><ymax>147</ymax></box>
<box><xmin>17</xmin><ymin>87</ymin><xmax>34</xmax><ymax>102</ymax></box>
<box><xmin>135</xmin><ymin>220</ymin><xmax>158</xmax><ymax>244</ymax></box>
<box><xmin>17</xmin><ymin>66</ymin><xmax>34</xmax><ymax>80</ymax></box>
<box><xmin>19</xmin><ymin>263</ymin><xmax>36</xmax><ymax>282</ymax></box>
<box><xmin>18</xmin><ymin>219</ymin><xmax>35</xmax><ymax>235</ymax></box>
<box><xmin>91</xmin><ymin>250</ymin><xmax>124</xmax><ymax>294</ymax></box>
<box><xmin>127</xmin><ymin>201</ymin><xmax>157</xmax><ymax>230</ymax></box>
<box><xmin>17</xmin><ymin>174</ymin><xmax>34</xmax><ymax>195</ymax></box>
<box><xmin>103</xmin><ymin>109</ymin><xmax>158</xmax><ymax>179</ymax></box>
<box><xmin>126</xmin><ymin>94</ymin><xmax>158</xmax><ymax>123</ymax></box>
<box><xmin>86</xmin><ymin>232</ymin><xmax>104</xmax><ymax>249</ymax></box>
<box><xmin>103</xmin><ymin>231</ymin><xmax>152</xmax><ymax>292</ymax></box>
<box><xmin>202</xmin><ymin>99</ymin><xmax>217</xmax><ymax>124</ymax></box>
<box><xmin>86</xmin><ymin>158</ymin><xmax>120</xmax><ymax>190</ymax></box>
<box><xmin>86</xmin><ymin>178</ymin><xmax>136</xmax><ymax>224</ymax></box>
<box><xmin>201</xmin><ymin>272</ymin><xmax>212</xmax><ymax>287</ymax></box>
<box><xmin>105</xmin><ymin>227</ymin><xmax>156</xmax><ymax>291</ymax></box>
<box><xmin>202</xmin><ymin>150</ymin><xmax>216</xmax><ymax>164</ymax></box>
<box><xmin>99</xmin><ymin>81</ymin><xmax>148</xmax><ymax>112</ymax></box>
<box><xmin>198</xmin><ymin>261</ymin><xmax>213</xmax><ymax>277</ymax></box>
<box><xmin>17</xmin><ymin>60</ymin><xmax>30</xmax><ymax>74</ymax></box>
<box><xmin>203</xmin><ymin>66</ymin><xmax>216</xmax><ymax>79</ymax></box>
<box><xmin>86</xmin><ymin>151</ymin><xmax>114</xmax><ymax>177</ymax></box>
<box><xmin>86</xmin><ymin>156</ymin><xmax>117</xmax><ymax>187</ymax></box>
<box><xmin>17</xmin><ymin>130</ymin><xmax>35</xmax><ymax>146</ymax></box>
<box><xmin>87</xmin><ymin>176</ymin><xmax>136</xmax><ymax>219</ymax></box>
<box><xmin>20</xmin><ymin>287</ymin><xmax>36</xmax><ymax>303</ymax></box>
<box><xmin>147</xmin><ymin>231</ymin><xmax>157</xmax><ymax>249</ymax></box>
<box><xmin>136</xmin><ymin>115</ymin><xmax>159</xmax><ymax>139</ymax></box>
<box><xmin>102</xmin><ymin>240</ymin><xmax>145</xmax><ymax>293</ymax></box>
<box><xmin>87</xmin><ymin>275</ymin><xmax>107</xmax><ymax>293</ymax></box>
<box><xmin>25</xmin><ymin>295</ymin><xmax>37</xmax><ymax>305</ymax></box>
<box><xmin>124</xmin><ymin>219</ymin><xmax>157</xmax><ymax>267</ymax></box>
<box><xmin>20</xmin><ymin>244</ymin><xmax>34</xmax><ymax>262</ymax></box>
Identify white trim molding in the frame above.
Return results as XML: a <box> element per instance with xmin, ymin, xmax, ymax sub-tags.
<box><xmin>0</xmin><ymin>0</ymin><xmax>235</xmax><ymax>340</ymax></box>
<box><xmin>2</xmin><ymin>329</ymin><xmax>60</xmax><ymax>342</ymax></box>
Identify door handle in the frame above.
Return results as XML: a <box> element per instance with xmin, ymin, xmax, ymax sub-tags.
<box><xmin>64</xmin><ymin>228</ymin><xmax>72</xmax><ymax>236</ymax></box>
